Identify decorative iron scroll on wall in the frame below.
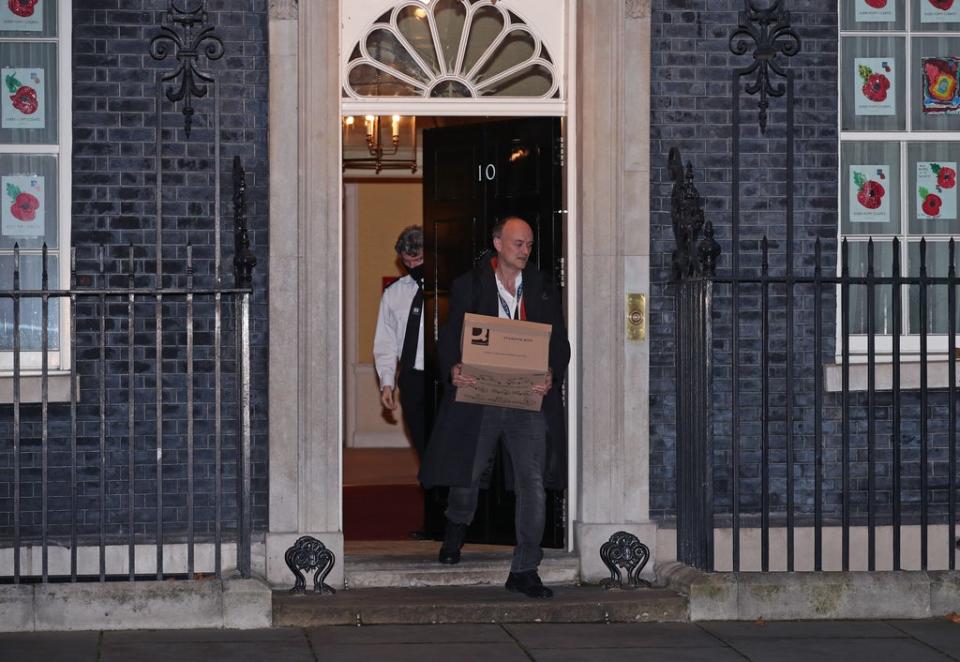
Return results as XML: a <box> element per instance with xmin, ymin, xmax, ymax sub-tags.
<box><xmin>728</xmin><ymin>0</ymin><xmax>801</xmax><ymax>133</ymax></box>
<box><xmin>600</xmin><ymin>531</ymin><xmax>651</xmax><ymax>590</ymax></box>
<box><xmin>670</xmin><ymin>147</ymin><xmax>719</xmax><ymax>281</ymax></box>
<box><xmin>149</xmin><ymin>0</ymin><xmax>225</xmax><ymax>137</ymax></box>
<box><xmin>285</xmin><ymin>536</ymin><xmax>338</xmax><ymax>595</ymax></box>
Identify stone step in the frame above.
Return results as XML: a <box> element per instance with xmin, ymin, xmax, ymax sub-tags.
<box><xmin>343</xmin><ymin>549</ymin><xmax>580</xmax><ymax>589</ymax></box>
<box><xmin>273</xmin><ymin>584</ymin><xmax>688</xmax><ymax>626</ymax></box>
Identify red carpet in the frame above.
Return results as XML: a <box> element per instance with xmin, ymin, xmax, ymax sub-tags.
<box><xmin>343</xmin><ymin>483</ymin><xmax>424</xmax><ymax>540</ymax></box>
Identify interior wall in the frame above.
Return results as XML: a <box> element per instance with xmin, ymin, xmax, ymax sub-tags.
<box><xmin>355</xmin><ymin>181</ymin><xmax>424</xmax><ymax>362</ymax></box>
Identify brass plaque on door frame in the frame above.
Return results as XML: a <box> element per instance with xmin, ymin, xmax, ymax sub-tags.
<box><xmin>627</xmin><ymin>293</ymin><xmax>646</xmax><ymax>342</ymax></box>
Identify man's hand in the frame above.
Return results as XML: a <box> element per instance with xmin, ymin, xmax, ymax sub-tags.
<box><xmin>451</xmin><ymin>363</ymin><xmax>477</xmax><ymax>388</ymax></box>
<box><xmin>532</xmin><ymin>368</ymin><xmax>553</xmax><ymax>396</ymax></box>
<box><xmin>380</xmin><ymin>385</ymin><xmax>398</xmax><ymax>410</ymax></box>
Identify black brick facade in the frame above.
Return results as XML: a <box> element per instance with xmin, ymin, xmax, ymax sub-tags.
<box><xmin>650</xmin><ymin>0</ymin><xmax>840</xmax><ymax>523</ymax></box>
<box><xmin>0</xmin><ymin>2</ymin><xmax>268</xmax><ymax>550</ymax></box>
<box><xmin>3</xmin><ymin>0</ymin><xmax>950</xmax><ymax>564</ymax></box>
<box><xmin>650</xmin><ymin>0</ymin><xmax>958</xmax><ymax>533</ymax></box>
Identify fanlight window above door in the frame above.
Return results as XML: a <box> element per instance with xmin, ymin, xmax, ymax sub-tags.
<box><xmin>344</xmin><ymin>0</ymin><xmax>559</xmax><ymax>99</ymax></box>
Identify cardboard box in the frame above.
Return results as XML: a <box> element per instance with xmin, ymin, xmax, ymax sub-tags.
<box><xmin>456</xmin><ymin>312</ymin><xmax>551</xmax><ymax>411</ymax></box>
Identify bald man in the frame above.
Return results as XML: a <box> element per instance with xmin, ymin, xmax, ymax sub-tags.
<box><xmin>419</xmin><ymin>217</ymin><xmax>570</xmax><ymax>599</ymax></box>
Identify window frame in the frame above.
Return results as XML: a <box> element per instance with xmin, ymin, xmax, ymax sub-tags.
<box><xmin>340</xmin><ymin>0</ymin><xmax>567</xmax><ymax>117</ymax></box>
<box><xmin>838</xmin><ymin>3</ymin><xmax>960</xmax><ymax>360</ymax></box>
<box><xmin>0</xmin><ymin>0</ymin><xmax>71</xmax><ymax>374</ymax></box>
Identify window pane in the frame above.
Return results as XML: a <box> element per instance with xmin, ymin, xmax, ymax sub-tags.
<box><xmin>463</xmin><ymin>5</ymin><xmax>505</xmax><ymax>75</ymax></box>
<box><xmin>841</xmin><ymin>141</ymin><xmax>900</xmax><ymax>236</ymax></box>
<box><xmin>841</xmin><ymin>36</ymin><xmax>905</xmax><ymax>132</ymax></box>
<box><xmin>907</xmin><ymin>142</ymin><xmax>960</xmax><ymax>235</ymax></box>
<box><xmin>0</xmin><ymin>42</ymin><xmax>57</xmax><ymax>144</ymax></box>
<box><xmin>475</xmin><ymin>30</ymin><xmax>537</xmax><ymax>84</ymax></box>
<box><xmin>347</xmin><ymin>63</ymin><xmax>422</xmax><ymax>96</ymax></box>
<box><xmin>0</xmin><ymin>252</ymin><xmax>59</xmax><ymax>351</ymax></box>
<box><xmin>397</xmin><ymin>5</ymin><xmax>439</xmax><ymax>76</ymax></box>
<box><xmin>912</xmin><ymin>0</ymin><xmax>960</xmax><ymax>31</ymax></box>
<box><xmin>0</xmin><ymin>153</ymin><xmax>56</xmax><ymax>251</ymax></box>
<box><xmin>0</xmin><ymin>0</ymin><xmax>56</xmax><ymax>38</ymax></box>
<box><xmin>841</xmin><ymin>0</ymin><xmax>904</xmax><ymax>30</ymax></box>
<box><xmin>911</xmin><ymin>37</ymin><xmax>960</xmax><ymax>131</ymax></box>
<box><xmin>365</xmin><ymin>28</ymin><xmax>432</xmax><ymax>84</ymax></box>
<box><xmin>434</xmin><ymin>0</ymin><xmax>467</xmax><ymax>73</ymax></box>
<box><xmin>429</xmin><ymin>79</ymin><xmax>472</xmax><ymax>97</ymax></box>
<box><xmin>847</xmin><ymin>240</ymin><xmax>895</xmax><ymax>335</ymax></box>
<box><xmin>479</xmin><ymin>64</ymin><xmax>553</xmax><ymax>97</ymax></box>
<box><xmin>908</xmin><ymin>240</ymin><xmax>959</xmax><ymax>334</ymax></box>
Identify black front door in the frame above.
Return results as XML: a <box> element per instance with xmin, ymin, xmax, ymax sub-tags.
<box><xmin>422</xmin><ymin>117</ymin><xmax>564</xmax><ymax>547</ymax></box>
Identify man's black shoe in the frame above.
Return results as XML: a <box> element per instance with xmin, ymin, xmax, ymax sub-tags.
<box><xmin>438</xmin><ymin>521</ymin><xmax>467</xmax><ymax>564</ymax></box>
<box><xmin>505</xmin><ymin>570</ymin><xmax>554</xmax><ymax>599</ymax></box>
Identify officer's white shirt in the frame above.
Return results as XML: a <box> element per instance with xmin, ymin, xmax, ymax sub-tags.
<box><xmin>494</xmin><ymin>271</ymin><xmax>523</xmax><ymax>319</ymax></box>
<box><xmin>373</xmin><ymin>274</ymin><xmax>424</xmax><ymax>389</ymax></box>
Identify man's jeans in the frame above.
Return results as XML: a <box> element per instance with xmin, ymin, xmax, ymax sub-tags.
<box><xmin>445</xmin><ymin>406</ymin><xmax>547</xmax><ymax>573</ymax></box>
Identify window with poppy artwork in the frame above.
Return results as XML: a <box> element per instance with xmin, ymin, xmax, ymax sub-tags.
<box><xmin>921</xmin><ymin>57</ymin><xmax>959</xmax><ymax>113</ymax></box>
<box><xmin>0</xmin><ymin>0</ymin><xmax>69</xmax><ymax>372</ymax></box>
<box><xmin>840</xmin><ymin>1</ymin><xmax>960</xmax><ymax>356</ymax></box>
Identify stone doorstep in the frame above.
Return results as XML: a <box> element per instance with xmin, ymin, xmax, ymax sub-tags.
<box><xmin>657</xmin><ymin>562</ymin><xmax>960</xmax><ymax>621</ymax></box>
<box><xmin>272</xmin><ymin>585</ymin><xmax>689</xmax><ymax>626</ymax></box>
<box><xmin>343</xmin><ymin>549</ymin><xmax>580</xmax><ymax>589</ymax></box>
<box><xmin>0</xmin><ymin>578</ymin><xmax>273</xmax><ymax>633</ymax></box>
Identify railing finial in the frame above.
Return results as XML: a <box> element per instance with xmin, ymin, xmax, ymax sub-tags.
<box><xmin>233</xmin><ymin>155</ymin><xmax>256</xmax><ymax>288</ymax></box>
<box><xmin>670</xmin><ymin>147</ymin><xmax>718</xmax><ymax>281</ymax></box>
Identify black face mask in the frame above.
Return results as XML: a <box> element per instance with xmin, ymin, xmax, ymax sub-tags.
<box><xmin>407</xmin><ymin>263</ymin><xmax>424</xmax><ymax>283</ymax></box>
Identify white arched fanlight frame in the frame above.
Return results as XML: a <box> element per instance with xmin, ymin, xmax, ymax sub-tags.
<box><xmin>343</xmin><ymin>0</ymin><xmax>561</xmax><ymax>106</ymax></box>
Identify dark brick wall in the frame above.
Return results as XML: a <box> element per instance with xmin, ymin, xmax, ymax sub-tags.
<box><xmin>650</xmin><ymin>1</ymin><xmax>959</xmax><ymax>533</ymax></box>
<box><xmin>649</xmin><ymin>0</ymin><xmax>841</xmax><ymax>523</ymax></box>
<box><xmin>0</xmin><ymin>1</ymin><xmax>269</xmax><ymax>551</ymax></box>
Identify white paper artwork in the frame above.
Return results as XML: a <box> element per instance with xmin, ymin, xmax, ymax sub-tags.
<box><xmin>854</xmin><ymin>57</ymin><xmax>896</xmax><ymax>117</ymax></box>
<box><xmin>855</xmin><ymin>0</ymin><xmax>896</xmax><ymax>23</ymax></box>
<box><xmin>1</xmin><ymin>174</ymin><xmax>44</xmax><ymax>238</ymax></box>
<box><xmin>917</xmin><ymin>161</ymin><xmax>958</xmax><ymax>220</ymax></box>
<box><xmin>850</xmin><ymin>165</ymin><xmax>892</xmax><ymax>224</ymax></box>
<box><xmin>1</xmin><ymin>68</ymin><xmax>45</xmax><ymax>130</ymax></box>
<box><xmin>0</xmin><ymin>0</ymin><xmax>42</xmax><ymax>32</ymax></box>
<box><xmin>921</xmin><ymin>0</ymin><xmax>960</xmax><ymax>24</ymax></box>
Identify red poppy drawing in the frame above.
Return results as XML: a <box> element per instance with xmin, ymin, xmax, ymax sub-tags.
<box><xmin>6</xmin><ymin>183</ymin><xmax>38</xmax><ymax>222</ymax></box>
<box><xmin>859</xmin><ymin>64</ymin><xmax>891</xmax><ymax>103</ymax></box>
<box><xmin>932</xmin><ymin>164</ymin><xmax>957</xmax><ymax>189</ymax></box>
<box><xmin>854</xmin><ymin>171</ymin><xmax>886</xmax><ymax>210</ymax></box>
<box><xmin>920</xmin><ymin>188</ymin><xmax>942</xmax><ymax>217</ymax></box>
<box><xmin>7</xmin><ymin>0</ymin><xmax>38</xmax><ymax>18</ymax></box>
<box><xmin>5</xmin><ymin>73</ymin><xmax>37</xmax><ymax>115</ymax></box>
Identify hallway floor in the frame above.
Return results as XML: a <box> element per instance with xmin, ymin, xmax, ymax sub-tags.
<box><xmin>343</xmin><ymin>448</ymin><xmax>423</xmax><ymax>541</ymax></box>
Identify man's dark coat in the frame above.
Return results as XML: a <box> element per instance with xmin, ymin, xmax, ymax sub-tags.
<box><xmin>418</xmin><ymin>254</ymin><xmax>570</xmax><ymax>491</ymax></box>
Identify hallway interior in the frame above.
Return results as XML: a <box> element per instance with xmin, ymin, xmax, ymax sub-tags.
<box><xmin>343</xmin><ymin>448</ymin><xmax>422</xmax><ymax>541</ymax></box>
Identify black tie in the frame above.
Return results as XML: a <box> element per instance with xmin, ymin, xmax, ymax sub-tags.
<box><xmin>400</xmin><ymin>280</ymin><xmax>423</xmax><ymax>371</ymax></box>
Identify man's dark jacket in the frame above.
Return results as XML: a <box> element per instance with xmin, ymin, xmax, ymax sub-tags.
<box><xmin>418</xmin><ymin>254</ymin><xmax>570</xmax><ymax>491</ymax></box>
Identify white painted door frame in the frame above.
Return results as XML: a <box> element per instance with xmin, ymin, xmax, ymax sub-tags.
<box><xmin>267</xmin><ymin>0</ymin><xmax>656</xmax><ymax>588</ymax></box>
<box><xmin>336</xmin><ymin>0</ymin><xmax>580</xmax><ymax>549</ymax></box>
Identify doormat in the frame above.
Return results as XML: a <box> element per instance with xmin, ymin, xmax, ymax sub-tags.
<box><xmin>343</xmin><ymin>483</ymin><xmax>424</xmax><ymax>540</ymax></box>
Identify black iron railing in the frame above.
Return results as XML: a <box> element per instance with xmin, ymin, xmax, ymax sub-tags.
<box><xmin>0</xmin><ymin>159</ymin><xmax>253</xmax><ymax>583</ymax></box>
<box><xmin>674</xmin><ymin>155</ymin><xmax>959</xmax><ymax>573</ymax></box>
<box><xmin>0</xmin><ymin>3</ymin><xmax>253</xmax><ymax>583</ymax></box>
<box><xmin>674</xmin><ymin>0</ymin><xmax>958</xmax><ymax>573</ymax></box>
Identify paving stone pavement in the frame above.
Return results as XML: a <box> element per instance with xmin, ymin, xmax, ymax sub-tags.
<box><xmin>1</xmin><ymin>620</ymin><xmax>959</xmax><ymax>661</ymax></box>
